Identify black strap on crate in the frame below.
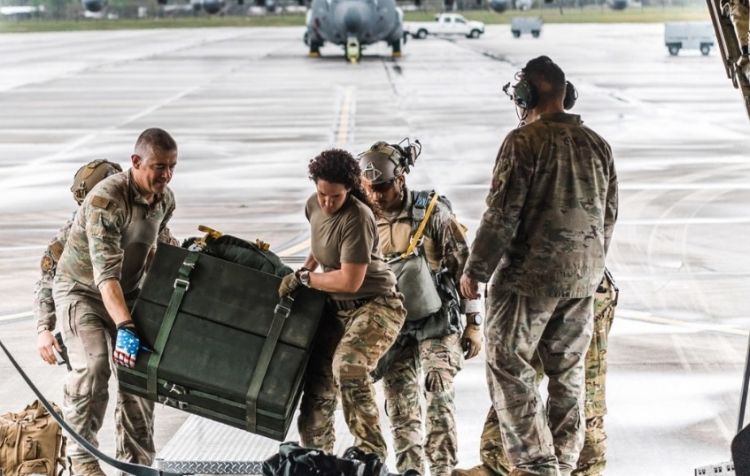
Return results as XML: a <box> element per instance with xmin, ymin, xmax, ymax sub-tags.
<box><xmin>147</xmin><ymin>251</ymin><xmax>200</xmax><ymax>400</ymax></box>
<box><xmin>246</xmin><ymin>295</ymin><xmax>294</xmax><ymax>433</ymax></box>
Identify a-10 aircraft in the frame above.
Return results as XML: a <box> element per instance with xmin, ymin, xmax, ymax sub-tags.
<box><xmin>304</xmin><ymin>0</ymin><xmax>404</xmax><ymax>62</ymax></box>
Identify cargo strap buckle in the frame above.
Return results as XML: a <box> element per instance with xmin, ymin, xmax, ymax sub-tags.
<box><xmin>173</xmin><ymin>278</ymin><xmax>190</xmax><ymax>291</ymax></box>
<box><xmin>274</xmin><ymin>297</ymin><xmax>294</xmax><ymax>319</ymax></box>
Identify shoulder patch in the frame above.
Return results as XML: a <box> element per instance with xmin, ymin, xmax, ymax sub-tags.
<box><xmin>40</xmin><ymin>255</ymin><xmax>54</xmax><ymax>273</ymax></box>
<box><xmin>49</xmin><ymin>240</ymin><xmax>64</xmax><ymax>260</ymax></box>
<box><xmin>90</xmin><ymin>195</ymin><xmax>110</xmax><ymax>209</ymax></box>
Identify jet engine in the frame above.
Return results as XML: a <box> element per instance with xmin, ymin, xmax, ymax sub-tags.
<box><xmin>81</xmin><ymin>0</ymin><xmax>104</xmax><ymax>12</ymax></box>
<box><xmin>488</xmin><ymin>0</ymin><xmax>508</xmax><ymax>13</ymax></box>
<box><xmin>201</xmin><ymin>0</ymin><xmax>224</xmax><ymax>13</ymax></box>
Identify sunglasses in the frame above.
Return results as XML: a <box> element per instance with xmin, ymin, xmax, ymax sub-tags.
<box><xmin>369</xmin><ymin>179</ymin><xmax>396</xmax><ymax>193</ymax></box>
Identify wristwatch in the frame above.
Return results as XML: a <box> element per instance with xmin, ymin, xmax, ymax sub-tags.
<box><xmin>297</xmin><ymin>269</ymin><xmax>311</xmax><ymax>287</ymax></box>
<box><xmin>37</xmin><ymin>325</ymin><xmax>50</xmax><ymax>334</ymax></box>
<box><xmin>468</xmin><ymin>313</ymin><xmax>482</xmax><ymax>326</ymax></box>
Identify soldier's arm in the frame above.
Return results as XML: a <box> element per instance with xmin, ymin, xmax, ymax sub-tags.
<box><xmin>464</xmin><ymin>133</ymin><xmax>533</xmax><ymax>283</ymax></box>
<box><xmin>603</xmin><ymin>148</ymin><xmax>618</xmax><ymax>255</ymax></box>
<box><xmin>33</xmin><ymin>219</ymin><xmax>74</xmax><ymax>333</ymax></box>
<box><xmin>99</xmin><ymin>278</ymin><xmax>134</xmax><ymax>327</ymax></box>
<box><xmin>427</xmin><ymin>201</ymin><xmax>470</xmax><ymax>285</ymax></box>
<box><xmin>85</xmin><ymin>196</ymin><xmax>130</xmax><ymax>325</ymax></box>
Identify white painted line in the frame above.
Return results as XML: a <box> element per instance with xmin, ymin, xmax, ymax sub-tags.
<box><xmin>618</xmin><ymin>309</ymin><xmax>749</xmax><ymax>336</ymax></box>
<box><xmin>0</xmin><ymin>311</ymin><xmax>32</xmax><ymax>323</ymax></box>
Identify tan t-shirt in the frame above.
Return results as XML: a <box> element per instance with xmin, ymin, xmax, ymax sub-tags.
<box><xmin>306</xmin><ymin>193</ymin><xmax>396</xmax><ymax>301</ymax></box>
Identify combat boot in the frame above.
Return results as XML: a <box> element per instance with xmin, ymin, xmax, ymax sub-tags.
<box><xmin>71</xmin><ymin>460</ymin><xmax>107</xmax><ymax>476</ymax></box>
<box><xmin>451</xmin><ymin>464</ymin><xmax>498</xmax><ymax>476</ymax></box>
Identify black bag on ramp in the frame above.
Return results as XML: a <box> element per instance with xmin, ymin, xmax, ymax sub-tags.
<box><xmin>117</xmin><ymin>242</ymin><xmax>326</xmax><ymax>441</ymax></box>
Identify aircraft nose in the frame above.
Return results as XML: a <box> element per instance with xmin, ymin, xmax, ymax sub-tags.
<box><xmin>343</xmin><ymin>7</ymin><xmax>363</xmax><ymax>33</ymax></box>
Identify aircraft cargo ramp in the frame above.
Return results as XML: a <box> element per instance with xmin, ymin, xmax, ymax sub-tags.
<box><xmin>155</xmin><ymin>414</ymin><xmax>354</xmax><ymax>475</ymax></box>
<box><xmin>707</xmin><ymin>0</ymin><xmax>750</xmax><ymax>119</ymax></box>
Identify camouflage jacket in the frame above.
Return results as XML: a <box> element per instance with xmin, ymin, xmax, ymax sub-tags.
<box><xmin>464</xmin><ymin>112</ymin><xmax>618</xmax><ymax>298</ymax></box>
<box><xmin>33</xmin><ymin>216</ymin><xmax>74</xmax><ymax>332</ymax></box>
<box><xmin>377</xmin><ymin>188</ymin><xmax>470</xmax><ymax>284</ymax></box>
<box><xmin>54</xmin><ymin>170</ymin><xmax>176</xmax><ymax>299</ymax></box>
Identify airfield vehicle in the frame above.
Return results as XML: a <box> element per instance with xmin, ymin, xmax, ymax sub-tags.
<box><xmin>511</xmin><ymin>16</ymin><xmax>543</xmax><ymax>38</ymax></box>
<box><xmin>405</xmin><ymin>13</ymin><xmax>485</xmax><ymax>39</ymax></box>
<box><xmin>664</xmin><ymin>22</ymin><xmax>714</xmax><ymax>56</ymax></box>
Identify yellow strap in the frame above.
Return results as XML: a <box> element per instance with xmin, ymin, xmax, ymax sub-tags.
<box><xmin>402</xmin><ymin>192</ymin><xmax>440</xmax><ymax>258</ymax></box>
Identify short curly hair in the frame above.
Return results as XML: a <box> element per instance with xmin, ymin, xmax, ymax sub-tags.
<box><xmin>308</xmin><ymin>148</ymin><xmax>375</xmax><ymax>211</ymax></box>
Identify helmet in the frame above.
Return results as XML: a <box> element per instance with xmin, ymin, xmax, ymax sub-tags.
<box><xmin>359</xmin><ymin>139</ymin><xmax>421</xmax><ymax>185</ymax></box>
<box><xmin>71</xmin><ymin>159</ymin><xmax>122</xmax><ymax>204</ymax></box>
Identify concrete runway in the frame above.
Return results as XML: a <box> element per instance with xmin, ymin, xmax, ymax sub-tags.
<box><xmin>1</xmin><ymin>23</ymin><xmax>749</xmax><ymax>475</ymax></box>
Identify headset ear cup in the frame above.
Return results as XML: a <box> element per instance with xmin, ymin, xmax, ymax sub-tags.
<box><xmin>564</xmin><ymin>81</ymin><xmax>578</xmax><ymax>110</ymax></box>
<box><xmin>514</xmin><ymin>78</ymin><xmax>538</xmax><ymax>110</ymax></box>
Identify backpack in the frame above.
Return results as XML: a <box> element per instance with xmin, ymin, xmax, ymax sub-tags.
<box><xmin>0</xmin><ymin>400</ymin><xmax>66</xmax><ymax>476</ymax></box>
<box><xmin>183</xmin><ymin>233</ymin><xmax>293</xmax><ymax>278</ymax></box>
<box><xmin>262</xmin><ymin>442</ymin><xmax>399</xmax><ymax>476</ymax></box>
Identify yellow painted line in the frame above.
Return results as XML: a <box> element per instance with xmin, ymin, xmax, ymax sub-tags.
<box><xmin>277</xmin><ymin>238</ymin><xmax>311</xmax><ymax>258</ymax></box>
<box><xmin>335</xmin><ymin>87</ymin><xmax>355</xmax><ymax>146</ymax></box>
<box><xmin>618</xmin><ymin>309</ymin><xmax>749</xmax><ymax>336</ymax></box>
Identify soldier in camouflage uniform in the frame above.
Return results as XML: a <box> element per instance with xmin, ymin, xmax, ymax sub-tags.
<box><xmin>725</xmin><ymin>0</ymin><xmax>750</xmax><ymax>80</ymax></box>
<box><xmin>357</xmin><ymin>141</ymin><xmax>483</xmax><ymax>476</ymax></box>
<box><xmin>458</xmin><ymin>56</ymin><xmax>618</xmax><ymax>476</ymax></box>
<box><xmin>53</xmin><ymin>129</ymin><xmax>178</xmax><ymax>476</ymax></box>
<box><xmin>457</xmin><ymin>270</ymin><xmax>617</xmax><ymax>476</ymax></box>
<box><xmin>35</xmin><ymin>159</ymin><xmax>123</xmax><ymax>365</ymax></box>
<box><xmin>279</xmin><ymin>148</ymin><xmax>406</xmax><ymax>462</ymax></box>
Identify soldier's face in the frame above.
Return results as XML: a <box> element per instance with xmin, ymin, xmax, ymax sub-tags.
<box><xmin>316</xmin><ymin>179</ymin><xmax>349</xmax><ymax>215</ymax></box>
<box><xmin>365</xmin><ymin>177</ymin><xmax>402</xmax><ymax>212</ymax></box>
<box><xmin>131</xmin><ymin>147</ymin><xmax>177</xmax><ymax>197</ymax></box>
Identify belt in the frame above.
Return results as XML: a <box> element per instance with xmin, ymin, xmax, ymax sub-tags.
<box><xmin>333</xmin><ymin>298</ymin><xmax>370</xmax><ymax>311</ymax></box>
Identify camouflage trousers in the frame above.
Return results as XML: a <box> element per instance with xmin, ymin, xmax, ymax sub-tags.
<box><xmin>479</xmin><ymin>281</ymin><xmax>616</xmax><ymax>476</ymax></box>
<box><xmin>482</xmin><ymin>288</ymin><xmax>594</xmax><ymax>476</ymax></box>
<box><xmin>729</xmin><ymin>0</ymin><xmax>749</xmax><ymax>46</ymax></box>
<box><xmin>56</xmin><ymin>293</ymin><xmax>155</xmax><ymax>466</ymax></box>
<box><xmin>298</xmin><ymin>293</ymin><xmax>406</xmax><ymax>460</ymax></box>
<box><xmin>382</xmin><ymin>333</ymin><xmax>464</xmax><ymax>476</ymax></box>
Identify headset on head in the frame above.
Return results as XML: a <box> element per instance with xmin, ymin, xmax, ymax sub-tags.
<box><xmin>502</xmin><ymin>70</ymin><xmax>578</xmax><ymax>111</ymax></box>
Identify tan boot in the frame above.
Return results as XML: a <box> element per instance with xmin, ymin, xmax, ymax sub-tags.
<box><xmin>71</xmin><ymin>460</ymin><xmax>107</xmax><ymax>476</ymax></box>
<box><xmin>451</xmin><ymin>464</ymin><xmax>498</xmax><ymax>476</ymax></box>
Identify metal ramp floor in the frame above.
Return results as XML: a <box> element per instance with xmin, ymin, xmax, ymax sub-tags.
<box><xmin>155</xmin><ymin>413</ymin><xmax>354</xmax><ymax>475</ymax></box>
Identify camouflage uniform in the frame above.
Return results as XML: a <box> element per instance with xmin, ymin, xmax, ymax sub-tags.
<box><xmin>34</xmin><ymin>216</ymin><xmax>177</xmax><ymax>335</ymax></box>
<box><xmin>728</xmin><ymin>0</ymin><xmax>749</xmax><ymax>50</ymax></box>
<box><xmin>297</xmin><ymin>294</ymin><xmax>406</xmax><ymax>460</ymax></box>
<box><xmin>476</xmin><ymin>272</ymin><xmax>618</xmax><ymax>476</ymax></box>
<box><xmin>298</xmin><ymin>193</ymin><xmax>406</xmax><ymax>461</ymax></box>
<box><xmin>53</xmin><ymin>170</ymin><xmax>175</xmax><ymax>466</ymax></box>
<box><xmin>34</xmin><ymin>218</ymin><xmax>74</xmax><ymax>334</ymax></box>
<box><xmin>376</xmin><ymin>189</ymin><xmax>471</xmax><ymax>476</ymax></box>
<box><xmin>464</xmin><ymin>112</ymin><xmax>617</xmax><ymax>476</ymax></box>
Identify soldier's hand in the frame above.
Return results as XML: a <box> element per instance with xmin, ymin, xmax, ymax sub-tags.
<box><xmin>461</xmin><ymin>323</ymin><xmax>483</xmax><ymax>359</ymax></box>
<box><xmin>114</xmin><ymin>321</ymin><xmax>140</xmax><ymax>368</ymax></box>
<box><xmin>460</xmin><ymin>274</ymin><xmax>480</xmax><ymax>300</ymax></box>
<box><xmin>278</xmin><ymin>272</ymin><xmax>301</xmax><ymax>298</ymax></box>
<box><xmin>37</xmin><ymin>330</ymin><xmax>61</xmax><ymax>365</ymax></box>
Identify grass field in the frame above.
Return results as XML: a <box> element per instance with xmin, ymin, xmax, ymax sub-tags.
<box><xmin>0</xmin><ymin>4</ymin><xmax>709</xmax><ymax>33</ymax></box>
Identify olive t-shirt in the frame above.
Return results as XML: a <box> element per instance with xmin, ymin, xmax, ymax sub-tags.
<box><xmin>306</xmin><ymin>193</ymin><xmax>397</xmax><ymax>301</ymax></box>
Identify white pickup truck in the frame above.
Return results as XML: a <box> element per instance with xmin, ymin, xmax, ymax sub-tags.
<box><xmin>405</xmin><ymin>13</ymin><xmax>486</xmax><ymax>39</ymax></box>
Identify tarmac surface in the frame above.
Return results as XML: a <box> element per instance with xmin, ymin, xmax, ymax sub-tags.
<box><xmin>1</xmin><ymin>22</ymin><xmax>749</xmax><ymax>475</ymax></box>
